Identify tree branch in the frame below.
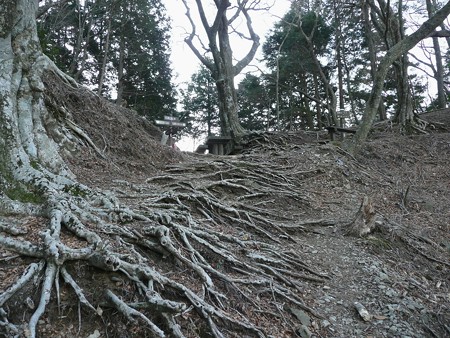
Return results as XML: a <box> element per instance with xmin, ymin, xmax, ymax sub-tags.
<box><xmin>233</xmin><ymin>3</ymin><xmax>260</xmax><ymax>75</ymax></box>
<box><xmin>182</xmin><ymin>0</ymin><xmax>214</xmax><ymax>71</ymax></box>
<box><xmin>427</xmin><ymin>29</ymin><xmax>450</xmax><ymax>37</ymax></box>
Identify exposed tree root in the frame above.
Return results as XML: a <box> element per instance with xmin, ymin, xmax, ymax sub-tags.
<box><xmin>0</xmin><ymin>147</ymin><xmax>335</xmax><ymax>337</ymax></box>
<box><xmin>378</xmin><ymin>217</ymin><xmax>450</xmax><ymax>268</ymax></box>
<box><xmin>3</xmin><ymin>14</ymin><xmax>447</xmax><ymax>334</ymax></box>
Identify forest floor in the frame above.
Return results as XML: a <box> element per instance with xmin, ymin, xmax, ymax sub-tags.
<box><xmin>1</xmin><ymin>91</ymin><xmax>449</xmax><ymax>337</ymax></box>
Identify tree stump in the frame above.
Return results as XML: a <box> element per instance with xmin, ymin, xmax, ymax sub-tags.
<box><xmin>345</xmin><ymin>196</ymin><xmax>378</xmax><ymax>237</ymax></box>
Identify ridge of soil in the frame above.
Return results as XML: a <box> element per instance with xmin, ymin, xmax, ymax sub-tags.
<box><xmin>1</xmin><ymin>85</ymin><xmax>449</xmax><ymax>338</ymax></box>
<box><xmin>71</xmin><ymin>105</ymin><xmax>450</xmax><ymax>337</ymax></box>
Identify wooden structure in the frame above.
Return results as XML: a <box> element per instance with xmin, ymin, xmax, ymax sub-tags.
<box><xmin>325</xmin><ymin>126</ymin><xmax>356</xmax><ymax>141</ymax></box>
<box><xmin>195</xmin><ymin>135</ymin><xmax>240</xmax><ymax>155</ymax></box>
<box><xmin>206</xmin><ymin>136</ymin><xmax>233</xmax><ymax>155</ymax></box>
<box><xmin>155</xmin><ymin>116</ymin><xmax>186</xmax><ymax>146</ymax></box>
<box><xmin>195</xmin><ymin>144</ymin><xmax>208</xmax><ymax>154</ymax></box>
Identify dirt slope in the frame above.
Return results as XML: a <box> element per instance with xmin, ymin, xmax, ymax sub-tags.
<box><xmin>70</xmin><ymin>103</ymin><xmax>449</xmax><ymax>337</ymax></box>
<box><xmin>1</xmin><ymin>92</ymin><xmax>449</xmax><ymax>337</ymax></box>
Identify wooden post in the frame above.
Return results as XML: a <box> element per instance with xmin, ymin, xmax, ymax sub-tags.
<box><xmin>212</xmin><ymin>144</ymin><xmax>219</xmax><ymax>155</ymax></box>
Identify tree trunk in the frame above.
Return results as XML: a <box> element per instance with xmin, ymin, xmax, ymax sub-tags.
<box><xmin>1</xmin><ymin>0</ymin><xmax>75</xmax><ymax>188</ymax></box>
<box><xmin>346</xmin><ymin>0</ymin><xmax>450</xmax><ymax>154</ymax></box>
<box><xmin>342</xmin><ymin>56</ymin><xmax>359</xmax><ymax>125</ymax></box>
<box><xmin>213</xmin><ymin>15</ymin><xmax>245</xmax><ymax>137</ymax></box>
<box><xmin>97</xmin><ymin>10</ymin><xmax>112</xmax><ymax>96</ymax></box>
<box><xmin>362</xmin><ymin>0</ymin><xmax>387</xmax><ymax>120</ymax></box>
<box><xmin>116</xmin><ymin>31</ymin><xmax>125</xmax><ymax>104</ymax></box>
<box><xmin>393</xmin><ymin>53</ymin><xmax>415</xmax><ymax>126</ymax></box>
<box><xmin>392</xmin><ymin>0</ymin><xmax>416</xmax><ymax>127</ymax></box>
<box><xmin>275</xmin><ymin>26</ymin><xmax>292</xmax><ymax>130</ymax></box>
<box><xmin>334</xmin><ymin>3</ymin><xmax>345</xmax><ymax>112</ymax></box>
<box><xmin>313</xmin><ymin>73</ymin><xmax>323</xmax><ymax>129</ymax></box>
<box><xmin>427</xmin><ymin>0</ymin><xmax>447</xmax><ymax>108</ymax></box>
<box><xmin>182</xmin><ymin>0</ymin><xmax>260</xmax><ymax>139</ymax></box>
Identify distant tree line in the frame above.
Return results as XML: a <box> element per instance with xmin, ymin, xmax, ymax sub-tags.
<box><xmin>182</xmin><ymin>0</ymin><xmax>449</xmax><ymax>140</ymax></box>
<box><xmin>38</xmin><ymin>0</ymin><xmax>176</xmax><ymax>120</ymax></box>
<box><xmin>38</xmin><ymin>0</ymin><xmax>449</xmax><ymax>141</ymax></box>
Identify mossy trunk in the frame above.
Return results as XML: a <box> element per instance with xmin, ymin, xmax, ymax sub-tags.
<box><xmin>0</xmin><ymin>0</ymin><xmax>77</xmax><ymax>213</ymax></box>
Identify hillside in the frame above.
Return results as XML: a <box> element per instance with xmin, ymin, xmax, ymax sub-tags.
<box><xmin>0</xmin><ymin>78</ymin><xmax>449</xmax><ymax>337</ymax></box>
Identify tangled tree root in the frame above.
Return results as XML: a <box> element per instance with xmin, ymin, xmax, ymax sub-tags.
<box><xmin>0</xmin><ymin>150</ymin><xmax>334</xmax><ymax>337</ymax></box>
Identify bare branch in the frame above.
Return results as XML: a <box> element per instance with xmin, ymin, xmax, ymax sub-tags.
<box><xmin>233</xmin><ymin>3</ymin><xmax>260</xmax><ymax>75</ymax></box>
<box><xmin>182</xmin><ymin>0</ymin><xmax>214</xmax><ymax>71</ymax></box>
<box><xmin>36</xmin><ymin>0</ymin><xmax>70</xmax><ymax>19</ymax></box>
<box><xmin>427</xmin><ymin>29</ymin><xmax>450</xmax><ymax>37</ymax></box>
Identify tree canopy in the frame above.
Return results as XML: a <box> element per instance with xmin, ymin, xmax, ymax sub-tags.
<box><xmin>37</xmin><ymin>0</ymin><xmax>176</xmax><ymax>119</ymax></box>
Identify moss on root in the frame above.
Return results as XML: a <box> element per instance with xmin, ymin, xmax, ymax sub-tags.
<box><xmin>5</xmin><ymin>184</ymin><xmax>45</xmax><ymax>204</ymax></box>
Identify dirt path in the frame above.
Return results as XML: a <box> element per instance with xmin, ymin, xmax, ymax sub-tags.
<box><xmin>292</xmin><ymin>225</ymin><xmax>448</xmax><ymax>337</ymax></box>
<box><xmin>1</xmin><ymin>101</ymin><xmax>449</xmax><ymax>337</ymax></box>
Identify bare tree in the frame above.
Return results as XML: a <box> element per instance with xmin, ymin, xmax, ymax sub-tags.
<box><xmin>346</xmin><ymin>0</ymin><xmax>450</xmax><ymax>154</ymax></box>
<box><xmin>181</xmin><ymin>0</ymin><xmax>263</xmax><ymax>138</ymax></box>
<box><xmin>426</xmin><ymin>0</ymin><xmax>448</xmax><ymax>108</ymax></box>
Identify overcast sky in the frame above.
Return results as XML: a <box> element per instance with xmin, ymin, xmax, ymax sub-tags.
<box><xmin>164</xmin><ymin>0</ymin><xmax>292</xmax><ymax>85</ymax></box>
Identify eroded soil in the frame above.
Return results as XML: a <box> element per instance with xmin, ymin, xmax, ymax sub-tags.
<box><xmin>1</xmin><ymin>97</ymin><xmax>449</xmax><ymax>337</ymax></box>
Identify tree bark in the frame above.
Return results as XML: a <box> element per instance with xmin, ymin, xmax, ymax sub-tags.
<box><xmin>346</xmin><ymin>0</ymin><xmax>450</xmax><ymax>154</ymax></box>
<box><xmin>426</xmin><ymin>0</ymin><xmax>447</xmax><ymax>108</ymax></box>
<box><xmin>362</xmin><ymin>0</ymin><xmax>387</xmax><ymax>120</ymax></box>
<box><xmin>182</xmin><ymin>0</ymin><xmax>260</xmax><ymax>139</ymax></box>
<box><xmin>1</xmin><ymin>0</ymin><xmax>75</xmax><ymax>184</ymax></box>
<box><xmin>116</xmin><ymin>30</ymin><xmax>125</xmax><ymax>104</ymax></box>
<box><xmin>97</xmin><ymin>7</ymin><xmax>113</xmax><ymax>96</ymax></box>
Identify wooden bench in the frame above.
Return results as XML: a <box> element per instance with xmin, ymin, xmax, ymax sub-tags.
<box><xmin>206</xmin><ymin>136</ymin><xmax>233</xmax><ymax>155</ymax></box>
<box><xmin>195</xmin><ymin>135</ymin><xmax>242</xmax><ymax>155</ymax></box>
<box><xmin>325</xmin><ymin>126</ymin><xmax>356</xmax><ymax>141</ymax></box>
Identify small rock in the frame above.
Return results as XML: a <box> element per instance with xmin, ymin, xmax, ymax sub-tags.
<box><xmin>354</xmin><ymin>302</ymin><xmax>372</xmax><ymax>321</ymax></box>
<box><xmin>296</xmin><ymin>324</ymin><xmax>312</xmax><ymax>338</ymax></box>
<box><xmin>353</xmin><ymin>328</ymin><xmax>363</xmax><ymax>335</ymax></box>
<box><xmin>373</xmin><ymin>315</ymin><xmax>387</xmax><ymax>320</ymax></box>
<box><xmin>288</xmin><ymin>307</ymin><xmax>311</xmax><ymax>326</ymax></box>
<box><xmin>87</xmin><ymin>330</ymin><xmax>101</xmax><ymax>338</ymax></box>
<box><xmin>321</xmin><ymin>319</ymin><xmax>331</xmax><ymax>328</ymax></box>
<box><xmin>379</xmin><ymin>272</ymin><xmax>389</xmax><ymax>281</ymax></box>
<box><xmin>388</xmin><ymin>325</ymin><xmax>399</xmax><ymax>334</ymax></box>
<box><xmin>385</xmin><ymin>288</ymin><xmax>398</xmax><ymax>297</ymax></box>
<box><xmin>25</xmin><ymin>297</ymin><xmax>35</xmax><ymax>310</ymax></box>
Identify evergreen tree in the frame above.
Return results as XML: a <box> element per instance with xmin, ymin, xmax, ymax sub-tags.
<box><xmin>37</xmin><ymin>0</ymin><xmax>176</xmax><ymax>119</ymax></box>
<box><xmin>181</xmin><ymin>65</ymin><xmax>220</xmax><ymax>140</ymax></box>
<box><xmin>237</xmin><ymin>74</ymin><xmax>271</xmax><ymax>131</ymax></box>
<box><xmin>263</xmin><ymin>7</ymin><xmax>333</xmax><ymax>129</ymax></box>
<box><xmin>112</xmin><ymin>0</ymin><xmax>176</xmax><ymax>119</ymax></box>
